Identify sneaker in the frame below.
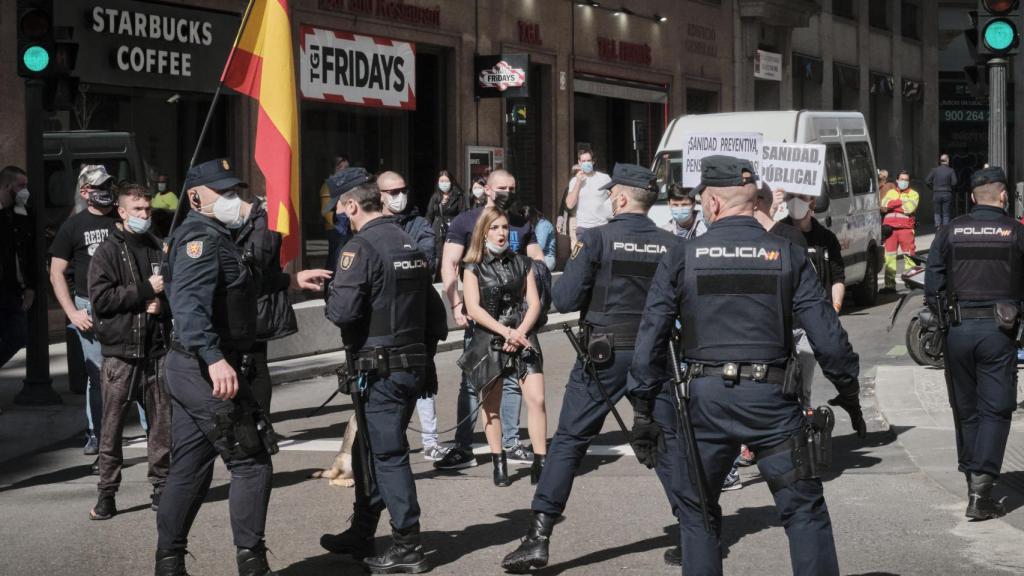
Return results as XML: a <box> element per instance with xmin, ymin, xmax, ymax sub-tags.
<box><xmin>738</xmin><ymin>445</ymin><xmax>756</xmax><ymax>467</ymax></box>
<box><xmin>721</xmin><ymin>467</ymin><xmax>742</xmax><ymax>491</ymax></box>
<box><xmin>84</xmin><ymin>434</ymin><xmax>99</xmax><ymax>455</ymax></box>
<box><xmin>423</xmin><ymin>445</ymin><xmax>449</xmax><ymax>462</ymax></box>
<box><xmin>506</xmin><ymin>443</ymin><xmax>534</xmax><ymax>464</ymax></box>
<box><xmin>434</xmin><ymin>447</ymin><xmax>478</xmax><ymax>470</ymax></box>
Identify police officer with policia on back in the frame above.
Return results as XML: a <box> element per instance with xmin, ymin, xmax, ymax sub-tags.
<box><xmin>321</xmin><ymin>168</ymin><xmax>448</xmax><ymax>574</ymax></box>
<box><xmin>157</xmin><ymin>159</ymin><xmax>279</xmax><ymax>576</ymax></box>
<box><xmin>501</xmin><ymin>164</ymin><xmax>686</xmax><ymax>572</ymax></box>
<box><xmin>925</xmin><ymin>166</ymin><xmax>1024</xmax><ymax>521</ymax></box>
<box><xmin>630</xmin><ymin>155</ymin><xmax>866</xmax><ymax>576</ymax></box>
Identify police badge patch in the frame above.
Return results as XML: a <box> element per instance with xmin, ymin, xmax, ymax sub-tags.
<box><xmin>340</xmin><ymin>251</ymin><xmax>356</xmax><ymax>270</ymax></box>
<box><xmin>570</xmin><ymin>241</ymin><xmax>584</xmax><ymax>260</ymax></box>
<box><xmin>186</xmin><ymin>241</ymin><xmax>203</xmax><ymax>259</ymax></box>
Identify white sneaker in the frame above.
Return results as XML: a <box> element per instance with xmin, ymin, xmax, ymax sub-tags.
<box><xmin>423</xmin><ymin>445</ymin><xmax>449</xmax><ymax>461</ymax></box>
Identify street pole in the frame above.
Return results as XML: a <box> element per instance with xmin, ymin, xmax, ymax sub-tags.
<box><xmin>14</xmin><ymin>78</ymin><xmax>61</xmax><ymax>406</ymax></box>
<box><xmin>987</xmin><ymin>58</ymin><xmax>1007</xmax><ymax>170</ymax></box>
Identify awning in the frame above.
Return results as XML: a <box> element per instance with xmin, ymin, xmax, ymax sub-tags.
<box><xmin>574</xmin><ymin>76</ymin><xmax>668</xmax><ymax>104</ymax></box>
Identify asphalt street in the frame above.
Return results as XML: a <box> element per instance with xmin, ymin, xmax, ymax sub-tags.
<box><xmin>3</xmin><ymin>288</ymin><xmax>1024</xmax><ymax>575</ymax></box>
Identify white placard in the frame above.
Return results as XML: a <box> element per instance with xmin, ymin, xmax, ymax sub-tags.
<box><xmin>758</xmin><ymin>142</ymin><xmax>826</xmax><ymax>197</ymax></box>
<box><xmin>754</xmin><ymin>49</ymin><xmax>782</xmax><ymax>81</ymax></box>
<box><xmin>681</xmin><ymin>132</ymin><xmax>762</xmax><ymax>187</ymax></box>
<box><xmin>300</xmin><ymin>26</ymin><xmax>417</xmax><ymax>110</ymax></box>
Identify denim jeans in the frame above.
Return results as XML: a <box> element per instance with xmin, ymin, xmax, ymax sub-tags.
<box><xmin>72</xmin><ymin>295</ymin><xmax>148</xmax><ymax>436</ymax></box>
<box><xmin>415</xmin><ymin>396</ymin><xmax>438</xmax><ymax>448</ymax></box>
<box><xmin>453</xmin><ymin>323</ymin><xmax>523</xmax><ymax>450</ymax></box>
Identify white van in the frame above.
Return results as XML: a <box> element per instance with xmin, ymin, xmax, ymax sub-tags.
<box><xmin>650</xmin><ymin>110</ymin><xmax>882</xmax><ymax>306</ymax></box>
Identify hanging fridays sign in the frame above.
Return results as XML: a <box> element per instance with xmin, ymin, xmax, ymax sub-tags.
<box><xmin>759</xmin><ymin>142</ymin><xmax>826</xmax><ymax>197</ymax></box>
<box><xmin>681</xmin><ymin>132</ymin><xmax>761</xmax><ymax>187</ymax></box>
<box><xmin>300</xmin><ymin>26</ymin><xmax>417</xmax><ymax>110</ymax></box>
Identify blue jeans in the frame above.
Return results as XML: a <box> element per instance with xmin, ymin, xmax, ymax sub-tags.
<box><xmin>72</xmin><ymin>295</ymin><xmax>147</xmax><ymax>436</ymax></box>
<box><xmin>454</xmin><ymin>323</ymin><xmax>523</xmax><ymax>450</ymax></box>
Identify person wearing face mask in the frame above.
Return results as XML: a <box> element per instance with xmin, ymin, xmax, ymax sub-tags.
<box><xmin>426</xmin><ymin>169</ymin><xmax>469</xmax><ymax>275</ymax></box>
<box><xmin>565</xmin><ymin>149</ymin><xmax>612</xmax><ymax>241</ymax></box>
<box><xmin>436</xmin><ymin>169</ymin><xmax>547</xmax><ymax>473</ymax></box>
<box><xmin>470</xmin><ymin>176</ymin><xmax>488</xmax><ymax>208</ymax></box>
<box><xmin>151</xmin><ymin>174</ymin><xmax>178</xmax><ymax>212</ymax></box>
<box><xmin>880</xmin><ymin>169</ymin><xmax>920</xmax><ymax>292</ymax></box>
<box><xmin>630</xmin><ymin>155</ymin><xmax>865</xmax><ymax>576</ymax></box>
<box><xmin>661</xmin><ymin>183</ymin><xmax>707</xmax><ymax>239</ymax></box>
<box><xmin>321</xmin><ymin>175</ymin><xmax>448</xmax><ymax>573</ymax></box>
<box><xmin>925</xmin><ymin>166</ymin><xmax>1024</xmax><ymax>521</ymax></box>
<box><xmin>50</xmin><ymin>164</ymin><xmax>120</xmax><ymax>458</ymax></box>
<box><xmin>0</xmin><ymin>165</ymin><xmax>35</xmax><ymax>370</ymax></box>
<box><xmin>86</xmin><ymin>182</ymin><xmax>172</xmax><ymax>522</ymax></box>
<box><xmin>157</xmin><ymin>158</ymin><xmax>277</xmax><ymax>576</ymax></box>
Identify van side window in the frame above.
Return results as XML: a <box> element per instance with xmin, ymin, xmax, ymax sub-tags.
<box><xmin>824</xmin><ymin>144</ymin><xmax>848</xmax><ymax>200</ymax></box>
<box><xmin>845</xmin><ymin>142</ymin><xmax>876</xmax><ymax>196</ymax></box>
<box><xmin>653</xmin><ymin>151</ymin><xmax>682</xmax><ymax>201</ymax></box>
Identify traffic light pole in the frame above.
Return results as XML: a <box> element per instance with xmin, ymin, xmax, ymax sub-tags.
<box><xmin>14</xmin><ymin>78</ymin><xmax>60</xmax><ymax>406</ymax></box>
<box><xmin>987</xmin><ymin>58</ymin><xmax>1008</xmax><ymax>170</ymax></box>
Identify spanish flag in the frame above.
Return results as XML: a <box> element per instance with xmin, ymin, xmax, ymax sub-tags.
<box><xmin>222</xmin><ymin>0</ymin><xmax>301</xmax><ymax>266</ymax></box>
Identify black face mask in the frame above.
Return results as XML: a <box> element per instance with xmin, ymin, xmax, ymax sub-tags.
<box><xmin>88</xmin><ymin>188</ymin><xmax>115</xmax><ymax>208</ymax></box>
<box><xmin>493</xmin><ymin>191</ymin><xmax>513</xmax><ymax>210</ymax></box>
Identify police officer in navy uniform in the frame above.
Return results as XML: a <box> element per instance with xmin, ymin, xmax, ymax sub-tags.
<box><xmin>630</xmin><ymin>156</ymin><xmax>865</xmax><ymax>576</ymax></box>
<box><xmin>502</xmin><ymin>164</ymin><xmax>686</xmax><ymax>572</ymax></box>
<box><xmin>157</xmin><ymin>159</ymin><xmax>277</xmax><ymax>576</ymax></box>
<box><xmin>925</xmin><ymin>166</ymin><xmax>1023</xmax><ymax>520</ymax></box>
<box><xmin>320</xmin><ymin>169</ymin><xmax>447</xmax><ymax>574</ymax></box>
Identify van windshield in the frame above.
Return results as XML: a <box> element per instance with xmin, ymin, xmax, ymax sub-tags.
<box><xmin>652</xmin><ymin>150</ymin><xmax>682</xmax><ymax>200</ymax></box>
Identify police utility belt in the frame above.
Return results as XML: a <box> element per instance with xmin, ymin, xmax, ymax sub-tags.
<box><xmin>351</xmin><ymin>344</ymin><xmax>426</xmax><ymax>377</ymax></box>
<box><xmin>583</xmin><ymin>321</ymin><xmax>639</xmax><ymax>364</ymax></box>
<box><xmin>687</xmin><ymin>362</ymin><xmax>787</xmax><ymax>386</ymax></box>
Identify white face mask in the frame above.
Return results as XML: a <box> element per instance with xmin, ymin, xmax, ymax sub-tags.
<box><xmin>472</xmin><ymin>186</ymin><xmax>485</xmax><ymax>199</ymax></box>
<box><xmin>386</xmin><ymin>192</ymin><xmax>408</xmax><ymax>213</ymax></box>
<box><xmin>15</xmin><ymin>188</ymin><xmax>30</xmax><ymax>206</ymax></box>
<box><xmin>157</xmin><ymin>183</ymin><xmax>167</xmax><ymax>192</ymax></box>
<box><xmin>438</xmin><ymin>181</ymin><xmax>451</xmax><ymax>193</ymax></box>
<box><xmin>207</xmin><ymin>192</ymin><xmax>245</xmax><ymax>229</ymax></box>
<box><xmin>787</xmin><ymin>197</ymin><xmax>810</xmax><ymax>220</ymax></box>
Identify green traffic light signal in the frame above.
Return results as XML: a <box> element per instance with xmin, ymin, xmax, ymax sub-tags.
<box><xmin>22</xmin><ymin>45</ymin><xmax>50</xmax><ymax>72</ymax></box>
<box><xmin>983</xmin><ymin>19</ymin><xmax>1017</xmax><ymax>50</ymax></box>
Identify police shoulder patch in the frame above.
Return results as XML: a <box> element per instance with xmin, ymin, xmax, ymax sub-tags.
<box><xmin>571</xmin><ymin>241</ymin><xmax>584</xmax><ymax>260</ymax></box>
<box><xmin>340</xmin><ymin>251</ymin><xmax>357</xmax><ymax>271</ymax></box>
<box><xmin>186</xmin><ymin>240</ymin><xmax>204</xmax><ymax>259</ymax></box>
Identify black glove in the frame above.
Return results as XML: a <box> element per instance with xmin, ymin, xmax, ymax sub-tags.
<box><xmin>630</xmin><ymin>412</ymin><xmax>664</xmax><ymax>469</ymax></box>
<box><xmin>421</xmin><ymin>365</ymin><xmax>439</xmax><ymax>399</ymax></box>
<box><xmin>828</xmin><ymin>394</ymin><xmax>867</xmax><ymax>439</ymax></box>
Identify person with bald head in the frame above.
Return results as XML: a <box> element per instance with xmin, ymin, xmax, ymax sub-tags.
<box><xmin>925</xmin><ymin>166</ymin><xmax>1023</xmax><ymax>521</ymax></box>
<box><xmin>629</xmin><ymin>155</ymin><xmax>864</xmax><ymax>576</ymax></box>
<box><xmin>435</xmin><ymin>169</ymin><xmax>547</xmax><ymax>472</ymax></box>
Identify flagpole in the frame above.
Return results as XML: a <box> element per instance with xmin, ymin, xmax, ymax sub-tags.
<box><xmin>168</xmin><ymin>0</ymin><xmax>257</xmax><ymax>236</ymax></box>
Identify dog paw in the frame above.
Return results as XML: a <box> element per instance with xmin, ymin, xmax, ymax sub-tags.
<box><xmin>329</xmin><ymin>477</ymin><xmax>355</xmax><ymax>488</ymax></box>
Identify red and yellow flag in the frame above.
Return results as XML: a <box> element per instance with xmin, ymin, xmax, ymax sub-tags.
<box><xmin>222</xmin><ymin>0</ymin><xmax>300</xmax><ymax>266</ymax></box>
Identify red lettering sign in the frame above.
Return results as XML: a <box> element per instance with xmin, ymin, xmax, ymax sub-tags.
<box><xmin>596</xmin><ymin>37</ymin><xmax>650</xmax><ymax>66</ymax></box>
<box><xmin>517</xmin><ymin>20</ymin><xmax>542</xmax><ymax>45</ymax></box>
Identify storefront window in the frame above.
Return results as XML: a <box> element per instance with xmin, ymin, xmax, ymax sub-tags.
<box><xmin>574</xmin><ymin>88</ymin><xmax>667</xmax><ymax>172</ymax></box>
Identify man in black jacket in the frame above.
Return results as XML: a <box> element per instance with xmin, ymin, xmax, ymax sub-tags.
<box><xmin>87</xmin><ymin>182</ymin><xmax>172</xmax><ymax>520</ymax></box>
<box><xmin>0</xmin><ymin>166</ymin><xmax>34</xmax><ymax>369</ymax></box>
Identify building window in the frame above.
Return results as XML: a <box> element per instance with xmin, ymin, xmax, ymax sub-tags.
<box><xmin>869</xmin><ymin>0</ymin><xmax>888</xmax><ymax>29</ymax></box>
<box><xmin>901</xmin><ymin>1</ymin><xmax>920</xmax><ymax>39</ymax></box>
<box><xmin>832</xmin><ymin>0</ymin><xmax>856</xmax><ymax>20</ymax></box>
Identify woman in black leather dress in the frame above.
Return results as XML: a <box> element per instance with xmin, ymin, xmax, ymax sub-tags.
<box><xmin>462</xmin><ymin>207</ymin><xmax>547</xmax><ymax>486</ymax></box>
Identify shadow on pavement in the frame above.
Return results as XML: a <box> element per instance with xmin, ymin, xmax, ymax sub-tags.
<box><xmin>271</xmin><ymin>402</ymin><xmax>352</xmax><ymax>425</ymax></box>
<box><xmin>0</xmin><ymin>454</ymin><xmax>146</xmax><ymax>493</ymax></box>
<box><xmin>994</xmin><ymin>470</ymin><xmax>1024</xmax><ymax>515</ymax></box>
<box><xmin>204</xmin><ymin>468</ymin><xmax>321</xmax><ymax>504</ymax></box>
<box><xmin>721</xmin><ymin>505</ymin><xmax>779</xmax><ymax>558</ymax></box>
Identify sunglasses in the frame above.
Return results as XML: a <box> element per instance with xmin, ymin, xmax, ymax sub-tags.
<box><xmin>381</xmin><ymin>187</ymin><xmax>407</xmax><ymax>195</ymax></box>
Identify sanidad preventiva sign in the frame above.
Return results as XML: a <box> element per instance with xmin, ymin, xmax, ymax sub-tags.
<box><xmin>475</xmin><ymin>54</ymin><xmax>529</xmax><ymax>99</ymax></box>
<box><xmin>54</xmin><ymin>0</ymin><xmax>239</xmax><ymax>93</ymax></box>
<box><xmin>300</xmin><ymin>26</ymin><xmax>416</xmax><ymax>110</ymax></box>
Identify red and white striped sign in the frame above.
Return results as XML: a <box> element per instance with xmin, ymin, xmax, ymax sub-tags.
<box><xmin>299</xmin><ymin>26</ymin><xmax>416</xmax><ymax>110</ymax></box>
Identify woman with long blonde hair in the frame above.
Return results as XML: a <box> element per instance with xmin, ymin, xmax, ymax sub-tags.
<box><xmin>460</xmin><ymin>207</ymin><xmax>547</xmax><ymax>486</ymax></box>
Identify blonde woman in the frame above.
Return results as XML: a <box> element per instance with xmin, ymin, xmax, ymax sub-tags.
<box><xmin>461</xmin><ymin>207</ymin><xmax>547</xmax><ymax>486</ymax></box>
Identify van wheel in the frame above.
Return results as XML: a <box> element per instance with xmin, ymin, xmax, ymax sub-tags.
<box><xmin>852</xmin><ymin>248</ymin><xmax>879</xmax><ymax>307</ymax></box>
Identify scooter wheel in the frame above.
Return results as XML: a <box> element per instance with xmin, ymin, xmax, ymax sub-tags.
<box><xmin>906</xmin><ymin>318</ymin><xmax>944</xmax><ymax>368</ymax></box>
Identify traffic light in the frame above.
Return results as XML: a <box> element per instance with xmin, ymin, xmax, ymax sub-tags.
<box><xmin>16</xmin><ymin>1</ymin><xmax>55</xmax><ymax>77</ymax></box>
<box><xmin>977</xmin><ymin>0</ymin><xmax>1020</xmax><ymax>56</ymax></box>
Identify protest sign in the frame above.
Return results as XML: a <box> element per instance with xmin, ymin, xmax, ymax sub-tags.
<box><xmin>681</xmin><ymin>132</ymin><xmax>761</xmax><ymax>187</ymax></box>
<box><xmin>758</xmin><ymin>141</ymin><xmax>826</xmax><ymax>197</ymax></box>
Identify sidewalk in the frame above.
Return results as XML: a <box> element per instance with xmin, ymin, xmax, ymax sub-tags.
<box><xmin>875</xmin><ymin>364</ymin><xmax>1024</xmax><ymax>532</ymax></box>
<box><xmin>0</xmin><ymin>311</ymin><xmax>580</xmax><ymax>465</ymax></box>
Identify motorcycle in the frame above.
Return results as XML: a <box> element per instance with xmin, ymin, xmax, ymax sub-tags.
<box><xmin>887</xmin><ymin>254</ymin><xmax>944</xmax><ymax>368</ymax></box>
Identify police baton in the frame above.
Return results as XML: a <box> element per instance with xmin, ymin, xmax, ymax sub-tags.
<box><xmin>561</xmin><ymin>323</ymin><xmax>631</xmax><ymax>438</ymax></box>
<box><xmin>668</xmin><ymin>336</ymin><xmax>713</xmax><ymax>533</ymax></box>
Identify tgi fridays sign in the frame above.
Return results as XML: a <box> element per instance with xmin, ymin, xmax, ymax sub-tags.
<box><xmin>681</xmin><ymin>132</ymin><xmax>762</xmax><ymax>187</ymax></box>
<box><xmin>53</xmin><ymin>0</ymin><xmax>239</xmax><ymax>92</ymax></box>
<box><xmin>475</xmin><ymin>54</ymin><xmax>529</xmax><ymax>98</ymax></box>
<box><xmin>300</xmin><ymin>27</ymin><xmax>416</xmax><ymax>110</ymax></box>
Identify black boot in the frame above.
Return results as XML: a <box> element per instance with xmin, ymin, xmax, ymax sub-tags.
<box><xmin>493</xmin><ymin>452</ymin><xmax>511</xmax><ymax>487</ymax></box>
<box><xmin>154</xmin><ymin>549</ymin><xmax>189</xmax><ymax>576</ymax></box>
<box><xmin>236</xmin><ymin>543</ymin><xmax>277</xmax><ymax>576</ymax></box>
<box><xmin>501</xmin><ymin>511</ymin><xmax>557</xmax><ymax>573</ymax></box>
<box><xmin>320</xmin><ymin>511</ymin><xmax>379</xmax><ymax>559</ymax></box>
<box><xmin>966</xmin><ymin>472</ymin><xmax>1006</xmax><ymax>520</ymax></box>
<box><xmin>530</xmin><ymin>454</ymin><xmax>546</xmax><ymax>485</ymax></box>
<box><xmin>363</xmin><ymin>524</ymin><xmax>430</xmax><ymax>574</ymax></box>
<box><xmin>90</xmin><ymin>490</ymin><xmax>116</xmax><ymax>521</ymax></box>
<box><xmin>663</xmin><ymin>545</ymin><xmax>682</xmax><ymax>566</ymax></box>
